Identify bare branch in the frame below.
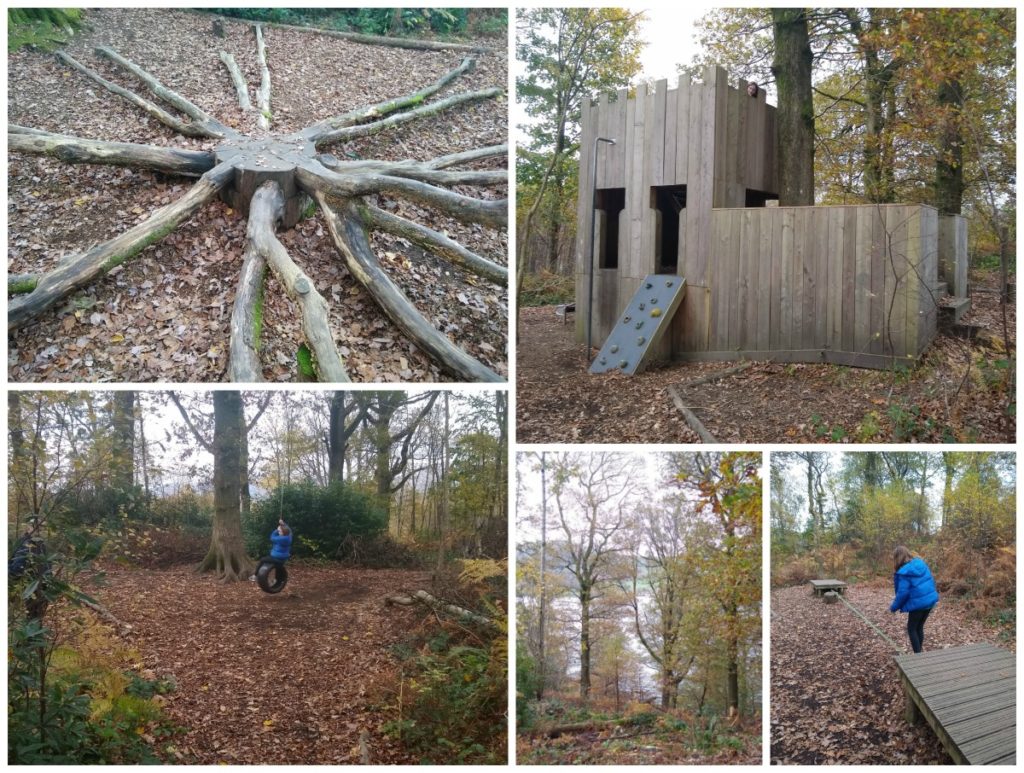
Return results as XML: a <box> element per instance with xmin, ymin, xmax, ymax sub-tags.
<box><xmin>316</xmin><ymin>193</ymin><xmax>502</xmax><ymax>382</ymax></box>
<box><xmin>426</xmin><ymin>143</ymin><xmax>508</xmax><ymax>169</ymax></box>
<box><xmin>168</xmin><ymin>393</ymin><xmax>214</xmax><ymax>453</ymax></box>
<box><xmin>55</xmin><ymin>50</ymin><xmax>212</xmax><ymax>138</ymax></box>
<box><xmin>9</xmin><ymin>163</ymin><xmax>233</xmax><ymax>332</ymax></box>
<box><xmin>361</xmin><ymin>204</ymin><xmax>507</xmax><ymax>285</ymax></box>
<box><xmin>311</xmin><ymin>87</ymin><xmax>503</xmax><ymax>147</ymax></box>
<box><xmin>219</xmin><ymin>51</ymin><xmax>252</xmax><ymax>111</ymax></box>
<box><xmin>298</xmin><ymin>56</ymin><xmax>479</xmax><ymax>141</ymax></box>
<box><xmin>95</xmin><ymin>46</ymin><xmax>238</xmax><ymax>138</ymax></box>
<box><xmin>9</xmin><ymin>127</ymin><xmax>216</xmax><ymax>176</ymax></box>
<box><xmin>248</xmin><ymin>182</ymin><xmax>350</xmax><ymax>382</ymax></box>
<box><xmin>297</xmin><ymin>161</ymin><xmax>506</xmax><ymax>229</ymax></box>
<box><xmin>254</xmin><ymin>25</ymin><xmax>271</xmax><ymax>130</ymax></box>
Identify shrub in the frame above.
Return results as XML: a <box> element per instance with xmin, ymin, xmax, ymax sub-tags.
<box><xmin>246</xmin><ymin>482</ymin><xmax>386</xmax><ymax>559</ymax></box>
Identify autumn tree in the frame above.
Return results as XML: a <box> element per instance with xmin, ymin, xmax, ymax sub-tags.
<box><xmin>771</xmin><ymin>8</ymin><xmax>814</xmax><ymax>205</ymax></box>
<box><xmin>170</xmin><ymin>391</ymin><xmax>255</xmax><ymax>581</ymax></box>
<box><xmin>624</xmin><ymin>496</ymin><xmax>700</xmax><ymax>708</ymax></box>
<box><xmin>327</xmin><ymin>391</ymin><xmax>370</xmax><ymax>483</ymax></box>
<box><xmin>673</xmin><ymin>451</ymin><xmax>761</xmax><ymax>718</ymax></box>
<box><xmin>551</xmin><ymin>451</ymin><xmax>641</xmax><ymax>701</ymax></box>
<box><xmin>515</xmin><ymin>7</ymin><xmax>644</xmax><ymax>279</ymax></box>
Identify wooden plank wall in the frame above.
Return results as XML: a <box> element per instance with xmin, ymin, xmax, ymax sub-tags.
<box><xmin>677</xmin><ymin>204</ymin><xmax>940</xmax><ymax>366</ymax></box>
<box><xmin>937</xmin><ymin>214</ymin><xmax>968</xmax><ymax>298</ymax></box>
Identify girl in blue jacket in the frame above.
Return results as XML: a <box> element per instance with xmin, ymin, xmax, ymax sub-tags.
<box><xmin>252</xmin><ymin>520</ymin><xmax>292</xmax><ymax>578</ymax></box>
<box><xmin>890</xmin><ymin>545</ymin><xmax>939</xmax><ymax>653</ymax></box>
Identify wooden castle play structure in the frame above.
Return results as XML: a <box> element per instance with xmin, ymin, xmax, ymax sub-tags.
<box><xmin>576</xmin><ymin>66</ymin><xmax>970</xmax><ymax>371</ymax></box>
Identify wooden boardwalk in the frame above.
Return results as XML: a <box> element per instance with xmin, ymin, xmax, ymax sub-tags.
<box><xmin>895</xmin><ymin>643</ymin><xmax>1015</xmax><ymax>764</ymax></box>
<box><xmin>808</xmin><ymin>579</ymin><xmax>847</xmax><ymax>596</ymax></box>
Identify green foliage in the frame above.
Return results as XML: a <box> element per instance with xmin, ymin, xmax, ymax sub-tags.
<box><xmin>246</xmin><ymin>481</ymin><xmax>387</xmax><ymax>559</ymax></box>
<box><xmin>8</xmin><ymin>8</ymin><xmax>82</xmax><ymax>51</ymax></box>
<box><xmin>8</xmin><ymin>530</ymin><xmax>178</xmax><ymax>764</ymax></box>
<box><xmin>384</xmin><ymin>638</ymin><xmax>506</xmax><ymax>764</ymax></box>
<box><xmin>202</xmin><ymin>8</ymin><xmax>493</xmax><ymax>38</ymax></box>
<box><xmin>519</xmin><ymin>270</ymin><xmax>575</xmax><ymax>306</ymax></box>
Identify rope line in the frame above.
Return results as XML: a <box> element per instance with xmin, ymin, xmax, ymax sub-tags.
<box><xmin>835</xmin><ymin>592</ymin><xmax>906</xmax><ymax>654</ymax></box>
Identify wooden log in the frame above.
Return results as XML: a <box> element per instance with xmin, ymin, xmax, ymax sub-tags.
<box><xmin>9</xmin><ymin>163</ymin><xmax>233</xmax><ymax>332</ymax></box>
<box><xmin>219</xmin><ymin>51</ymin><xmax>252</xmax><ymax>111</ymax></box>
<box><xmin>299</xmin><ymin>57</ymin><xmax>479</xmax><ymax>141</ymax></box>
<box><xmin>384</xmin><ymin>589</ymin><xmax>495</xmax><ymax>628</ymax></box>
<box><xmin>95</xmin><ymin>46</ymin><xmax>237</xmax><ymax>138</ymax></box>
<box><xmin>666</xmin><ymin>385</ymin><xmax>717</xmax><ymax>443</ymax></box>
<box><xmin>228</xmin><ymin>18</ymin><xmax>496</xmax><ymax>53</ymax></box>
<box><xmin>227</xmin><ymin>236</ymin><xmax>267</xmax><ymax>382</ymax></box>
<box><xmin>316</xmin><ymin>193</ymin><xmax>502</xmax><ymax>382</ymax></box>
<box><xmin>318</xmin><ymin>156</ymin><xmax>506</xmax><ymax>188</ymax></box>
<box><xmin>247</xmin><ymin>182</ymin><xmax>350</xmax><ymax>382</ymax></box>
<box><xmin>297</xmin><ymin>162</ymin><xmax>506</xmax><ymax>229</ymax></box>
<box><xmin>361</xmin><ymin>204</ymin><xmax>507</xmax><ymax>284</ymax></box>
<box><xmin>311</xmin><ymin>88</ymin><xmax>503</xmax><ymax>147</ymax></box>
<box><xmin>55</xmin><ymin>50</ymin><xmax>212</xmax><ymax>138</ymax></box>
<box><xmin>254</xmin><ymin>25</ymin><xmax>271</xmax><ymax>130</ymax></box>
<box><xmin>9</xmin><ymin>128</ymin><xmax>216</xmax><ymax>176</ymax></box>
<box><xmin>426</xmin><ymin>143</ymin><xmax>507</xmax><ymax>169</ymax></box>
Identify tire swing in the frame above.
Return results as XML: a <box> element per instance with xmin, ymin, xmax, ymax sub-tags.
<box><xmin>256</xmin><ymin>560</ymin><xmax>288</xmax><ymax>594</ymax></box>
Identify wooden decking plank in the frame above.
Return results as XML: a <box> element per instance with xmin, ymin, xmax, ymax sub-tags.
<box><xmin>956</xmin><ymin>724</ymin><xmax>1016</xmax><ymax>764</ymax></box>
<box><xmin>895</xmin><ymin>642</ymin><xmax>991</xmax><ymax>666</ymax></box>
<box><xmin>898</xmin><ymin>648</ymin><xmax>1012</xmax><ymax>677</ymax></box>
<box><xmin>913</xmin><ymin>670</ymin><xmax>1014</xmax><ymax>698</ymax></box>
<box><xmin>934</xmin><ymin>691</ymin><xmax>1015</xmax><ymax>726</ymax></box>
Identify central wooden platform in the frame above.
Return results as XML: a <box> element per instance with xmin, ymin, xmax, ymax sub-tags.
<box><xmin>214</xmin><ymin>136</ymin><xmax>317</xmax><ymax>227</ymax></box>
<box><xmin>809</xmin><ymin>579</ymin><xmax>847</xmax><ymax>596</ymax></box>
<box><xmin>895</xmin><ymin>643</ymin><xmax>1015</xmax><ymax>764</ymax></box>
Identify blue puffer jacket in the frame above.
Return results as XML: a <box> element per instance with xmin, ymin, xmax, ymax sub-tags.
<box><xmin>269</xmin><ymin>529</ymin><xmax>292</xmax><ymax>561</ymax></box>
<box><xmin>890</xmin><ymin>557</ymin><xmax>939</xmax><ymax>613</ymax></box>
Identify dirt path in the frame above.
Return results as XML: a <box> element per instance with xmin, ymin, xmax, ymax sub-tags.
<box><xmin>517</xmin><ymin>287</ymin><xmax>1014</xmax><ymax>443</ymax></box>
<box><xmin>770</xmin><ymin>583</ymin><xmax>1013</xmax><ymax>764</ymax></box>
<box><xmin>93</xmin><ymin>564</ymin><xmax>431</xmax><ymax>764</ymax></box>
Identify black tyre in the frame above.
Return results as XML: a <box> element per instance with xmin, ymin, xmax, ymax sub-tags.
<box><xmin>256</xmin><ymin>560</ymin><xmax>288</xmax><ymax>594</ymax></box>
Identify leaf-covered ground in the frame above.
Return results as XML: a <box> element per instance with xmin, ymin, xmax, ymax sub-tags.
<box><xmin>88</xmin><ymin>564</ymin><xmax>435</xmax><ymax>764</ymax></box>
<box><xmin>770</xmin><ymin>583</ymin><xmax>1015</xmax><ymax>765</ymax></box>
<box><xmin>8</xmin><ymin>8</ymin><xmax>507</xmax><ymax>382</ymax></box>
<box><xmin>518</xmin><ymin>701</ymin><xmax>761</xmax><ymax>765</ymax></box>
<box><xmin>516</xmin><ymin>279</ymin><xmax>1014</xmax><ymax>443</ymax></box>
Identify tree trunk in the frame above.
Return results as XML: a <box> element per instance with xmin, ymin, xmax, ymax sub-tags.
<box><xmin>538</xmin><ymin>453</ymin><xmax>547</xmax><ymax>700</ymax></box>
<box><xmin>934</xmin><ymin>78</ymin><xmax>964</xmax><ymax>215</ymax></box>
<box><xmin>579</xmin><ymin>587</ymin><xmax>592</xmax><ymax>700</ymax></box>
<box><xmin>197</xmin><ymin>391</ymin><xmax>254</xmax><ymax>581</ymax></box>
<box><xmin>435</xmin><ymin>392</ymin><xmax>450</xmax><ymax>574</ymax></box>
<box><xmin>328</xmin><ymin>392</ymin><xmax>348</xmax><ymax>483</ymax></box>
<box><xmin>771</xmin><ymin>9</ymin><xmax>815</xmax><ymax>205</ymax></box>
<box><xmin>9</xmin><ymin>392</ymin><xmax>27</xmax><ymax>522</ymax></box>
<box><xmin>110</xmin><ymin>391</ymin><xmax>135</xmax><ymax>496</ymax></box>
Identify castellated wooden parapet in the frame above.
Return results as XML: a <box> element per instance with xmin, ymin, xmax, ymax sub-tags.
<box><xmin>576</xmin><ymin>66</ymin><xmax>961</xmax><ymax>370</ymax></box>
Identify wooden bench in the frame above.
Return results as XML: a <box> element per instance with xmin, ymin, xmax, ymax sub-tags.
<box><xmin>809</xmin><ymin>579</ymin><xmax>847</xmax><ymax>596</ymax></box>
<box><xmin>895</xmin><ymin>643</ymin><xmax>1015</xmax><ymax>764</ymax></box>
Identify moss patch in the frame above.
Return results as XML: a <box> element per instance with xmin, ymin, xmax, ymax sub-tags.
<box><xmin>100</xmin><ymin>221</ymin><xmax>178</xmax><ymax>273</ymax></box>
<box><xmin>9</xmin><ymin>277</ymin><xmax>38</xmax><ymax>294</ymax></box>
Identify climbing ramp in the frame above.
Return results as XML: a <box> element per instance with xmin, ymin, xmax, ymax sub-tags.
<box><xmin>589</xmin><ymin>275</ymin><xmax>686</xmax><ymax>375</ymax></box>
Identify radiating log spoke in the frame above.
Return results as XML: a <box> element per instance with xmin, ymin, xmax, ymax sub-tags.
<box><xmin>254</xmin><ymin>25</ymin><xmax>271</xmax><ymax>130</ymax></box>
<box><xmin>425</xmin><ymin>144</ymin><xmax>508</xmax><ymax>170</ymax></box>
<box><xmin>317</xmin><ymin>193</ymin><xmax>501</xmax><ymax>383</ymax></box>
<box><xmin>316</xmin><ymin>155</ymin><xmax>506</xmax><ymax>188</ymax></box>
<box><xmin>55</xmin><ymin>50</ymin><xmax>211</xmax><ymax>138</ymax></box>
<box><xmin>219</xmin><ymin>51</ymin><xmax>252</xmax><ymax>111</ymax></box>
<box><xmin>228</xmin><ymin>239</ymin><xmax>266</xmax><ymax>382</ymax></box>
<box><xmin>95</xmin><ymin>46</ymin><xmax>238</xmax><ymax>138</ymax></box>
<box><xmin>299</xmin><ymin>57</ymin><xmax>478</xmax><ymax>142</ymax></box>
<box><xmin>297</xmin><ymin>163</ymin><xmax>506</xmax><ymax>229</ymax></box>
<box><xmin>361</xmin><ymin>205</ymin><xmax>507</xmax><ymax>285</ymax></box>
<box><xmin>9</xmin><ymin>163</ymin><xmax>234</xmax><ymax>332</ymax></box>
<box><xmin>9</xmin><ymin>127</ymin><xmax>216</xmax><ymax>176</ymax></box>
<box><xmin>311</xmin><ymin>88</ymin><xmax>503</xmax><ymax>147</ymax></box>
<box><xmin>234</xmin><ymin>182</ymin><xmax>350</xmax><ymax>382</ymax></box>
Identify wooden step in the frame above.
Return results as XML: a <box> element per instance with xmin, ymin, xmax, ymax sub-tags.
<box><xmin>939</xmin><ymin>296</ymin><xmax>972</xmax><ymax>325</ymax></box>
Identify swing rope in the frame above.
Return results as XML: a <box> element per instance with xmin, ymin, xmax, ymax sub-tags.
<box><xmin>836</xmin><ymin>592</ymin><xmax>906</xmax><ymax>654</ymax></box>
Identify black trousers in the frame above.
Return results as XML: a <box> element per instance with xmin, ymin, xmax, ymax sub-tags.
<box><xmin>907</xmin><ymin>606</ymin><xmax>933</xmax><ymax>653</ymax></box>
